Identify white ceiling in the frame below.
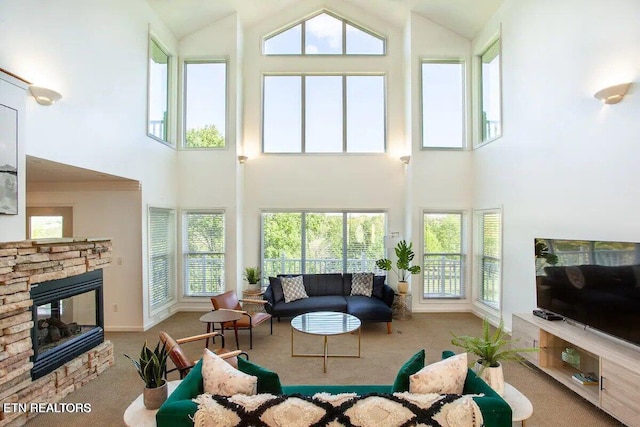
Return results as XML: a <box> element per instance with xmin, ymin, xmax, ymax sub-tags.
<box><xmin>26</xmin><ymin>156</ymin><xmax>136</xmax><ymax>183</ymax></box>
<box><xmin>146</xmin><ymin>0</ymin><xmax>503</xmax><ymax>40</ymax></box>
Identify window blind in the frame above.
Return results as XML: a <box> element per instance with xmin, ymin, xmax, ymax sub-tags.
<box><xmin>480</xmin><ymin>212</ymin><xmax>501</xmax><ymax>306</ymax></box>
<box><xmin>149</xmin><ymin>207</ymin><xmax>176</xmax><ymax>309</ymax></box>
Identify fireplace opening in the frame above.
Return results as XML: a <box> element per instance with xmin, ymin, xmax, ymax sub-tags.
<box><xmin>31</xmin><ymin>270</ymin><xmax>104</xmax><ymax>380</ymax></box>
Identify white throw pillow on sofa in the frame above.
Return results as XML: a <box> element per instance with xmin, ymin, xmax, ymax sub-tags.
<box><xmin>409</xmin><ymin>353</ymin><xmax>467</xmax><ymax>395</ymax></box>
<box><xmin>202</xmin><ymin>349</ymin><xmax>257</xmax><ymax>396</ymax></box>
<box><xmin>351</xmin><ymin>272</ymin><xmax>374</xmax><ymax>297</ymax></box>
<box><xmin>281</xmin><ymin>275</ymin><xmax>308</xmax><ymax>303</ymax></box>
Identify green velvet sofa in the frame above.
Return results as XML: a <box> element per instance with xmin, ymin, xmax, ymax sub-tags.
<box><xmin>156</xmin><ymin>350</ymin><xmax>512</xmax><ymax>427</ymax></box>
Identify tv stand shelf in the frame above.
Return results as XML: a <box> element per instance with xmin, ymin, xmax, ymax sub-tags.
<box><xmin>513</xmin><ymin>313</ymin><xmax>640</xmax><ymax>426</ymax></box>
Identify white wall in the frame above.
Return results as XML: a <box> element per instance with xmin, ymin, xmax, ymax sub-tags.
<box><xmin>28</xmin><ymin>184</ymin><xmax>143</xmax><ymax>330</ymax></box>
<box><xmin>177</xmin><ymin>14</ymin><xmax>243</xmax><ymax>306</ymax></box>
<box><xmin>407</xmin><ymin>13</ymin><xmax>474</xmax><ymax>309</ymax></box>
<box><xmin>1</xmin><ymin>0</ymin><xmax>179</xmax><ymax>329</ymax></box>
<box><xmin>472</xmin><ymin>0</ymin><xmax>640</xmax><ymax>328</ymax></box>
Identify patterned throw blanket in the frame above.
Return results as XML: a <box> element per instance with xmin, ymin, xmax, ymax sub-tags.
<box><xmin>192</xmin><ymin>392</ymin><xmax>483</xmax><ymax>427</ymax></box>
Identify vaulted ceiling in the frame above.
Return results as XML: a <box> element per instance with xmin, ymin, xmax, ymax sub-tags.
<box><xmin>146</xmin><ymin>0</ymin><xmax>503</xmax><ymax>40</ymax></box>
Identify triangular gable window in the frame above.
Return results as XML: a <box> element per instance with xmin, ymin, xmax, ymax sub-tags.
<box><xmin>263</xmin><ymin>11</ymin><xmax>385</xmax><ymax>55</ymax></box>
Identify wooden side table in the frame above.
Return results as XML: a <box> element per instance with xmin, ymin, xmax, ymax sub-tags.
<box><xmin>123</xmin><ymin>380</ymin><xmax>180</xmax><ymax>426</ymax></box>
<box><xmin>392</xmin><ymin>292</ymin><xmax>412</xmax><ymax>320</ymax></box>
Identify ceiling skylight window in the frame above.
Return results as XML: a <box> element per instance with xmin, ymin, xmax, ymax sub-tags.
<box><xmin>263</xmin><ymin>11</ymin><xmax>385</xmax><ymax>55</ymax></box>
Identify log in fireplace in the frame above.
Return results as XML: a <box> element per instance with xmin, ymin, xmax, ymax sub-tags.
<box><xmin>30</xmin><ymin>270</ymin><xmax>104</xmax><ymax>379</ymax></box>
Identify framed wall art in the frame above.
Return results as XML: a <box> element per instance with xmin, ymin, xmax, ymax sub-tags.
<box><xmin>0</xmin><ymin>104</ymin><xmax>18</xmax><ymax>215</ymax></box>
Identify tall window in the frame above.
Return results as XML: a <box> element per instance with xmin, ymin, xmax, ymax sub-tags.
<box><xmin>182</xmin><ymin>211</ymin><xmax>225</xmax><ymax>296</ymax></box>
<box><xmin>148</xmin><ymin>37</ymin><xmax>171</xmax><ymax>144</ymax></box>
<box><xmin>261</xmin><ymin>212</ymin><xmax>385</xmax><ymax>283</ymax></box>
<box><xmin>263</xmin><ymin>11</ymin><xmax>385</xmax><ymax>55</ymax></box>
<box><xmin>478</xmin><ymin>210</ymin><xmax>501</xmax><ymax>308</ymax></box>
<box><xmin>263</xmin><ymin>75</ymin><xmax>385</xmax><ymax>153</ymax></box>
<box><xmin>149</xmin><ymin>208</ymin><xmax>176</xmax><ymax>310</ymax></box>
<box><xmin>183</xmin><ymin>61</ymin><xmax>226</xmax><ymax>148</ymax></box>
<box><xmin>421</xmin><ymin>61</ymin><xmax>465</xmax><ymax>148</ymax></box>
<box><xmin>423</xmin><ymin>212</ymin><xmax>465</xmax><ymax>298</ymax></box>
<box><xmin>480</xmin><ymin>39</ymin><xmax>502</xmax><ymax>143</ymax></box>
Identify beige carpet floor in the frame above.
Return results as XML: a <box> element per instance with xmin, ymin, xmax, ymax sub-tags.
<box><xmin>28</xmin><ymin>312</ymin><xmax>624</xmax><ymax>426</ymax></box>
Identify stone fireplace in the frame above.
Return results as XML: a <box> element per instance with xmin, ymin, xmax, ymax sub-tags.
<box><xmin>0</xmin><ymin>238</ymin><xmax>114</xmax><ymax>426</ymax></box>
<box><xmin>31</xmin><ymin>270</ymin><xmax>104</xmax><ymax>380</ymax></box>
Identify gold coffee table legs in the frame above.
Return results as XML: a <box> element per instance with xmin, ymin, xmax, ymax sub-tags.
<box><xmin>291</xmin><ymin>327</ymin><xmax>361</xmax><ymax>373</ymax></box>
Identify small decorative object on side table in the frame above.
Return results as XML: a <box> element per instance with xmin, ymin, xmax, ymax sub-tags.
<box><xmin>242</xmin><ymin>289</ymin><xmax>265</xmax><ymax>314</ymax></box>
<box><xmin>392</xmin><ymin>292</ymin><xmax>412</xmax><ymax>320</ymax></box>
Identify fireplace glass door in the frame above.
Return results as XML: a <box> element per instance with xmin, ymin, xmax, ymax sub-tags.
<box><xmin>36</xmin><ymin>290</ymin><xmax>98</xmax><ymax>355</ymax></box>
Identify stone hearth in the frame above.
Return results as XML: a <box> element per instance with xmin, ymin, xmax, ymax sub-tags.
<box><xmin>0</xmin><ymin>238</ymin><xmax>114</xmax><ymax>427</ymax></box>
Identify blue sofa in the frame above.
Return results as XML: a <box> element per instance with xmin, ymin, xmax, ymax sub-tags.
<box><xmin>264</xmin><ymin>273</ymin><xmax>394</xmax><ymax>332</ymax></box>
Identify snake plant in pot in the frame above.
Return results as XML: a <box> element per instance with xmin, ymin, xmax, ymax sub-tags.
<box><xmin>125</xmin><ymin>340</ymin><xmax>169</xmax><ymax>409</ymax></box>
<box><xmin>375</xmin><ymin>240</ymin><xmax>421</xmax><ymax>294</ymax></box>
<box><xmin>450</xmin><ymin>317</ymin><xmax>538</xmax><ymax>396</ymax></box>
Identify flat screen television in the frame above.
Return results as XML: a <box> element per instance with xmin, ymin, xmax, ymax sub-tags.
<box><xmin>535</xmin><ymin>238</ymin><xmax>640</xmax><ymax>347</ymax></box>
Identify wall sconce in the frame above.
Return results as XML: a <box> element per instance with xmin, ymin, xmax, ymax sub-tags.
<box><xmin>237</xmin><ymin>155</ymin><xmax>248</xmax><ymax>164</ymax></box>
<box><xmin>594</xmin><ymin>83</ymin><xmax>631</xmax><ymax>104</ymax></box>
<box><xmin>29</xmin><ymin>86</ymin><xmax>62</xmax><ymax>106</ymax></box>
<box><xmin>400</xmin><ymin>155</ymin><xmax>411</xmax><ymax>165</ymax></box>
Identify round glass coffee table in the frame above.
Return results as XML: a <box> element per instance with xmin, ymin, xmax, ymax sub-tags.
<box><xmin>291</xmin><ymin>311</ymin><xmax>361</xmax><ymax>373</ymax></box>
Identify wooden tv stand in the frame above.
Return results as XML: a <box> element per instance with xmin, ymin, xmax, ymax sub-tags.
<box><xmin>513</xmin><ymin>313</ymin><xmax>640</xmax><ymax>426</ymax></box>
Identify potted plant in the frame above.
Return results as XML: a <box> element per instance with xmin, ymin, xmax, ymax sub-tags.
<box><xmin>450</xmin><ymin>317</ymin><xmax>538</xmax><ymax>396</ymax></box>
<box><xmin>243</xmin><ymin>266</ymin><xmax>262</xmax><ymax>292</ymax></box>
<box><xmin>375</xmin><ymin>240</ymin><xmax>421</xmax><ymax>294</ymax></box>
<box><xmin>125</xmin><ymin>341</ymin><xmax>169</xmax><ymax>409</ymax></box>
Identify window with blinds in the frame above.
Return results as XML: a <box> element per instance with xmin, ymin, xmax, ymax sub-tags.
<box><xmin>479</xmin><ymin>211</ymin><xmax>501</xmax><ymax>308</ymax></box>
<box><xmin>149</xmin><ymin>207</ymin><xmax>176</xmax><ymax>309</ymax></box>
<box><xmin>261</xmin><ymin>212</ymin><xmax>385</xmax><ymax>284</ymax></box>
<box><xmin>183</xmin><ymin>211</ymin><xmax>225</xmax><ymax>297</ymax></box>
<box><xmin>423</xmin><ymin>212</ymin><xmax>465</xmax><ymax>298</ymax></box>
<box><xmin>479</xmin><ymin>38</ymin><xmax>502</xmax><ymax>144</ymax></box>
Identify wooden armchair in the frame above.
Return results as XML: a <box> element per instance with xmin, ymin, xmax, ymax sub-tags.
<box><xmin>159</xmin><ymin>331</ymin><xmax>248</xmax><ymax>379</ymax></box>
<box><xmin>210</xmin><ymin>290</ymin><xmax>272</xmax><ymax>349</ymax></box>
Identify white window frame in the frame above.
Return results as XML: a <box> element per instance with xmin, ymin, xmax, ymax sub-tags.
<box><xmin>474</xmin><ymin>208</ymin><xmax>502</xmax><ymax>313</ymax></box>
<box><xmin>181</xmin><ymin>210</ymin><xmax>226</xmax><ymax>297</ymax></box>
<box><xmin>181</xmin><ymin>59</ymin><xmax>228</xmax><ymax>150</ymax></box>
<box><xmin>147</xmin><ymin>35</ymin><xmax>173</xmax><ymax>147</ymax></box>
<box><xmin>262</xmin><ymin>9</ymin><xmax>386</xmax><ymax>56</ymax></box>
<box><xmin>261</xmin><ymin>74</ymin><xmax>387</xmax><ymax>153</ymax></box>
<box><xmin>148</xmin><ymin>207</ymin><xmax>177</xmax><ymax>312</ymax></box>
<box><xmin>476</xmin><ymin>37</ymin><xmax>502</xmax><ymax>148</ymax></box>
<box><xmin>260</xmin><ymin>210</ymin><xmax>387</xmax><ymax>285</ymax></box>
<box><xmin>420</xmin><ymin>59</ymin><xmax>466</xmax><ymax>150</ymax></box>
<box><xmin>422</xmin><ymin>211</ymin><xmax>467</xmax><ymax>299</ymax></box>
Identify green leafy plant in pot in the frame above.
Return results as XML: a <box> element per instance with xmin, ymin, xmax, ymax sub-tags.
<box><xmin>375</xmin><ymin>240</ymin><xmax>421</xmax><ymax>294</ymax></box>
<box><xmin>125</xmin><ymin>341</ymin><xmax>169</xmax><ymax>409</ymax></box>
<box><xmin>243</xmin><ymin>267</ymin><xmax>262</xmax><ymax>291</ymax></box>
<box><xmin>450</xmin><ymin>317</ymin><xmax>538</xmax><ymax>396</ymax></box>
